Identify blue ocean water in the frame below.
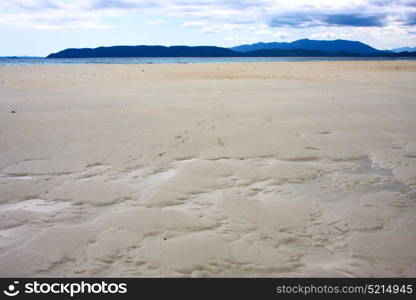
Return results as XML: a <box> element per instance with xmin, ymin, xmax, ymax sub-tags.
<box><xmin>0</xmin><ymin>56</ymin><xmax>414</xmax><ymax>66</ymax></box>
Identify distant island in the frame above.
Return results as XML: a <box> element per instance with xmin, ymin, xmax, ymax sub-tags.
<box><xmin>47</xmin><ymin>39</ymin><xmax>416</xmax><ymax>58</ymax></box>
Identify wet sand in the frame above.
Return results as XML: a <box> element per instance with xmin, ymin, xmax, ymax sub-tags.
<box><xmin>0</xmin><ymin>61</ymin><xmax>415</xmax><ymax>277</ymax></box>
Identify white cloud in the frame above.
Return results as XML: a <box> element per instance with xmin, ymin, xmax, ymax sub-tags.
<box><xmin>146</xmin><ymin>19</ymin><xmax>168</xmax><ymax>25</ymax></box>
<box><xmin>310</xmin><ymin>31</ymin><xmax>339</xmax><ymax>39</ymax></box>
<box><xmin>182</xmin><ymin>21</ymin><xmax>206</xmax><ymax>27</ymax></box>
<box><xmin>274</xmin><ymin>31</ymin><xmax>289</xmax><ymax>39</ymax></box>
<box><xmin>1</xmin><ymin>1</ymin><xmax>416</xmax><ymax>30</ymax></box>
<box><xmin>255</xmin><ymin>29</ymin><xmax>273</xmax><ymax>35</ymax></box>
<box><xmin>0</xmin><ymin>0</ymin><xmax>415</xmax><ymax>48</ymax></box>
<box><xmin>201</xmin><ymin>24</ymin><xmax>240</xmax><ymax>34</ymax></box>
<box><xmin>0</xmin><ymin>0</ymin><xmax>116</xmax><ymax>29</ymax></box>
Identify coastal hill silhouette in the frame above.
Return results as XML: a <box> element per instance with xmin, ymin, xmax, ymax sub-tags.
<box><xmin>47</xmin><ymin>39</ymin><xmax>416</xmax><ymax>58</ymax></box>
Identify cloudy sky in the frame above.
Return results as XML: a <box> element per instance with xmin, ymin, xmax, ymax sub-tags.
<box><xmin>1</xmin><ymin>0</ymin><xmax>415</xmax><ymax>56</ymax></box>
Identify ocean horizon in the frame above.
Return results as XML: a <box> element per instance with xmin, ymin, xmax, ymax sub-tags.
<box><xmin>1</xmin><ymin>56</ymin><xmax>415</xmax><ymax>66</ymax></box>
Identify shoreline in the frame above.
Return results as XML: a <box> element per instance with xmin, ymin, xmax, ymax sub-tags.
<box><xmin>1</xmin><ymin>56</ymin><xmax>416</xmax><ymax>67</ymax></box>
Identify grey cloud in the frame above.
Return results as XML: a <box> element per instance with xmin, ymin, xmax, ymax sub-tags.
<box><xmin>269</xmin><ymin>15</ymin><xmax>318</xmax><ymax>28</ymax></box>
<box><xmin>404</xmin><ymin>12</ymin><xmax>416</xmax><ymax>25</ymax></box>
<box><xmin>269</xmin><ymin>13</ymin><xmax>387</xmax><ymax>28</ymax></box>
<box><xmin>323</xmin><ymin>14</ymin><xmax>385</xmax><ymax>27</ymax></box>
<box><xmin>369</xmin><ymin>0</ymin><xmax>416</xmax><ymax>7</ymax></box>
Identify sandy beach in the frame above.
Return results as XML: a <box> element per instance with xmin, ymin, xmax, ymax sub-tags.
<box><xmin>0</xmin><ymin>61</ymin><xmax>415</xmax><ymax>277</ymax></box>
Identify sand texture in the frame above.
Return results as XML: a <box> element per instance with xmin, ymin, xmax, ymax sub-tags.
<box><xmin>0</xmin><ymin>61</ymin><xmax>416</xmax><ymax>277</ymax></box>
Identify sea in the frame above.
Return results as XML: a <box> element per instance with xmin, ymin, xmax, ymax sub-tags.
<box><xmin>0</xmin><ymin>56</ymin><xmax>414</xmax><ymax>66</ymax></box>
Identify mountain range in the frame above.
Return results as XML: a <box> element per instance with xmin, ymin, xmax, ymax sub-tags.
<box><xmin>231</xmin><ymin>39</ymin><xmax>379</xmax><ymax>54</ymax></box>
<box><xmin>47</xmin><ymin>39</ymin><xmax>416</xmax><ymax>58</ymax></box>
<box><xmin>48</xmin><ymin>46</ymin><xmax>238</xmax><ymax>58</ymax></box>
<box><xmin>390</xmin><ymin>46</ymin><xmax>416</xmax><ymax>53</ymax></box>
